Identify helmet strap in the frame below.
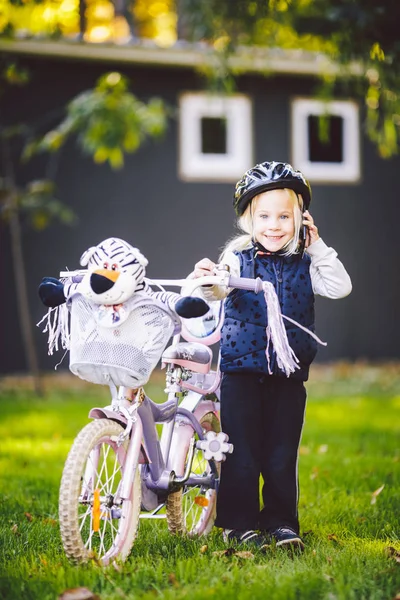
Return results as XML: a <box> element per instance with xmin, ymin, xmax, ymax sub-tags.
<box><xmin>253</xmin><ymin>240</ymin><xmax>286</xmax><ymax>258</ymax></box>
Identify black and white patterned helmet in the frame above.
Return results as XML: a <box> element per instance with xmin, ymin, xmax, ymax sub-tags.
<box><xmin>233</xmin><ymin>161</ymin><xmax>312</xmax><ymax>216</ymax></box>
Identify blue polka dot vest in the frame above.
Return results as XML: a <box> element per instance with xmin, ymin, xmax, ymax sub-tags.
<box><xmin>220</xmin><ymin>246</ymin><xmax>318</xmax><ymax>381</ymax></box>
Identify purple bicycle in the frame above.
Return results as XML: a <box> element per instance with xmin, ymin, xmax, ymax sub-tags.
<box><xmin>50</xmin><ymin>268</ymin><xmax>237</xmax><ymax>565</ymax></box>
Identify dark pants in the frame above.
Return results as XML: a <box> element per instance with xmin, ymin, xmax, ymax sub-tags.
<box><xmin>215</xmin><ymin>372</ymin><xmax>306</xmax><ymax>533</ymax></box>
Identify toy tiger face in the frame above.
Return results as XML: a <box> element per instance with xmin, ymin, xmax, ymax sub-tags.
<box><xmin>78</xmin><ymin>237</ymin><xmax>148</xmax><ymax>305</ymax></box>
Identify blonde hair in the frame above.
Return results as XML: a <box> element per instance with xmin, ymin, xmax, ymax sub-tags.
<box><xmin>220</xmin><ymin>188</ymin><xmax>304</xmax><ymax>261</ymax></box>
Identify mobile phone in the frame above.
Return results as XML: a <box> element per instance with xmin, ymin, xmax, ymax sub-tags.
<box><xmin>300</xmin><ymin>220</ymin><xmax>308</xmax><ymax>257</ymax></box>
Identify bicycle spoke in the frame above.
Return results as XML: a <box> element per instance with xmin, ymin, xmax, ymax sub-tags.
<box><xmin>108</xmin><ymin>516</ymin><xmax>119</xmax><ymax>537</ymax></box>
<box><xmin>83</xmin><ymin>445</ymin><xmax>121</xmax><ymax>503</ymax></box>
<box><xmin>95</xmin><ymin>447</ymin><xmax>122</xmax><ymax>496</ymax></box>
<box><xmin>81</xmin><ymin>450</ymin><xmax>97</xmax><ymax>498</ymax></box>
<box><xmin>184</xmin><ymin>497</ymin><xmax>196</xmax><ymax>523</ymax></box>
<box><xmin>108</xmin><ymin>452</ymin><xmax>120</xmax><ymax>495</ymax></box>
<box><xmin>86</xmin><ymin>452</ymin><xmax>100</xmax><ymax>495</ymax></box>
<box><xmin>98</xmin><ymin>510</ymin><xmax>108</xmax><ymax>556</ymax></box>
<box><xmin>103</xmin><ymin>446</ymin><xmax>110</xmax><ymax>492</ymax></box>
<box><xmin>79</xmin><ymin>505</ymin><xmax>92</xmax><ymax>532</ymax></box>
<box><xmin>84</xmin><ymin>511</ymin><xmax>95</xmax><ymax>550</ymax></box>
<box><xmin>101</xmin><ymin>460</ymin><xmax>122</xmax><ymax>494</ymax></box>
<box><xmin>95</xmin><ymin>444</ymin><xmax>110</xmax><ymax>488</ymax></box>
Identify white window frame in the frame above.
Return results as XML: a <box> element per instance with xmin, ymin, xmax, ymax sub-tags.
<box><xmin>178</xmin><ymin>92</ymin><xmax>253</xmax><ymax>182</ymax></box>
<box><xmin>291</xmin><ymin>97</ymin><xmax>360</xmax><ymax>183</ymax></box>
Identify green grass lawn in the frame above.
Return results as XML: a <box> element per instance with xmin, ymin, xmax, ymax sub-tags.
<box><xmin>0</xmin><ymin>366</ymin><xmax>399</xmax><ymax>600</ymax></box>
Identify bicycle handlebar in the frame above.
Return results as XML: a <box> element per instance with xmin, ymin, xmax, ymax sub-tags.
<box><xmin>176</xmin><ymin>274</ymin><xmax>265</xmax><ymax>296</ymax></box>
<box><xmin>227</xmin><ymin>276</ymin><xmax>264</xmax><ymax>293</ymax></box>
<box><xmin>58</xmin><ymin>271</ymin><xmax>265</xmax><ymax>295</ymax></box>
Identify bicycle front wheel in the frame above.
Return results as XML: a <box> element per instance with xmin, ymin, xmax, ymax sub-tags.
<box><xmin>59</xmin><ymin>419</ymin><xmax>141</xmax><ymax>565</ymax></box>
<box><xmin>166</xmin><ymin>412</ymin><xmax>221</xmax><ymax>536</ymax></box>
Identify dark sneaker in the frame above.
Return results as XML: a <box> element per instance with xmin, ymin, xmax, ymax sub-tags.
<box><xmin>270</xmin><ymin>527</ymin><xmax>305</xmax><ymax>549</ymax></box>
<box><xmin>223</xmin><ymin>529</ymin><xmax>269</xmax><ymax>548</ymax></box>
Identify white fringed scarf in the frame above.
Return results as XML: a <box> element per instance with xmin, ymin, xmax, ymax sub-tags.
<box><xmin>37</xmin><ymin>304</ymin><xmax>70</xmax><ymax>356</ymax></box>
<box><xmin>262</xmin><ymin>281</ymin><xmax>327</xmax><ymax>377</ymax></box>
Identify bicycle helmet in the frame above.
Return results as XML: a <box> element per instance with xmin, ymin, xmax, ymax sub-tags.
<box><xmin>233</xmin><ymin>161</ymin><xmax>312</xmax><ymax>216</ymax></box>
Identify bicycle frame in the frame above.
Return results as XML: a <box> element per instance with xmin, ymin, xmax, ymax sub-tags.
<box><xmin>86</xmin><ymin>332</ymin><xmax>222</xmax><ymax>519</ymax></box>
<box><xmin>56</xmin><ymin>272</ymin><xmax>231</xmax><ymax>549</ymax></box>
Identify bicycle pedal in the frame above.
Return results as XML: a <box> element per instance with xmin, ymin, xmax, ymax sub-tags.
<box><xmin>196</xmin><ymin>431</ymin><xmax>234</xmax><ymax>462</ymax></box>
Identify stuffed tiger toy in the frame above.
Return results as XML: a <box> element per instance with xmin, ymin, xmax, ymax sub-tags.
<box><xmin>38</xmin><ymin>238</ymin><xmax>209</xmax><ymax>368</ymax></box>
<box><xmin>39</xmin><ymin>237</ymin><xmax>208</xmax><ymax>318</ymax></box>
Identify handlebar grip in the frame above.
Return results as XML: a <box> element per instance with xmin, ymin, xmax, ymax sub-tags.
<box><xmin>71</xmin><ymin>275</ymin><xmax>84</xmax><ymax>283</ymax></box>
<box><xmin>228</xmin><ymin>276</ymin><xmax>264</xmax><ymax>293</ymax></box>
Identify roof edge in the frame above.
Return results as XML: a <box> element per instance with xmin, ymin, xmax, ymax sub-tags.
<box><xmin>0</xmin><ymin>38</ymin><xmax>364</xmax><ymax>77</ymax></box>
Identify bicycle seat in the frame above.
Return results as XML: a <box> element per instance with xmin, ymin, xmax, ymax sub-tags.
<box><xmin>162</xmin><ymin>342</ymin><xmax>212</xmax><ymax>374</ymax></box>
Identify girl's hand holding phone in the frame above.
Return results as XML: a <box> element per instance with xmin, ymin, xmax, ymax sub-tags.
<box><xmin>303</xmin><ymin>210</ymin><xmax>320</xmax><ymax>247</ymax></box>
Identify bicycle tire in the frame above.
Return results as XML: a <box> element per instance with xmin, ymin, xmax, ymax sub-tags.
<box><xmin>59</xmin><ymin>419</ymin><xmax>141</xmax><ymax>565</ymax></box>
<box><xmin>166</xmin><ymin>412</ymin><xmax>221</xmax><ymax>536</ymax></box>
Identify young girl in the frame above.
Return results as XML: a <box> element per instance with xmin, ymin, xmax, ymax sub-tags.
<box><xmin>193</xmin><ymin>161</ymin><xmax>352</xmax><ymax>549</ymax></box>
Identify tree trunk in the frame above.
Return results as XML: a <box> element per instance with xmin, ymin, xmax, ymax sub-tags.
<box><xmin>9</xmin><ymin>201</ymin><xmax>43</xmax><ymax>395</ymax></box>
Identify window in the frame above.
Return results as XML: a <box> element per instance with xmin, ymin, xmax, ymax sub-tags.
<box><xmin>179</xmin><ymin>93</ymin><xmax>253</xmax><ymax>181</ymax></box>
<box><xmin>291</xmin><ymin>98</ymin><xmax>360</xmax><ymax>183</ymax></box>
<box><xmin>201</xmin><ymin>117</ymin><xmax>227</xmax><ymax>154</ymax></box>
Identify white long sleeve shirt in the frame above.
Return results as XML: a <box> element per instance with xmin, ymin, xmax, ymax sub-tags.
<box><xmin>199</xmin><ymin>238</ymin><xmax>352</xmax><ymax>302</ymax></box>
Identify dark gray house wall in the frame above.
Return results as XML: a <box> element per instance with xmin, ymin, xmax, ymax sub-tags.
<box><xmin>0</xmin><ymin>53</ymin><xmax>399</xmax><ymax>373</ymax></box>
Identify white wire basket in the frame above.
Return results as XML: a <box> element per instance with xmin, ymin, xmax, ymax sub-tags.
<box><xmin>69</xmin><ymin>295</ymin><xmax>175</xmax><ymax>387</ymax></box>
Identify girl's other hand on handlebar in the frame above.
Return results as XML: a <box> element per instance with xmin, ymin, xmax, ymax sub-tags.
<box><xmin>193</xmin><ymin>258</ymin><xmax>217</xmax><ymax>279</ymax></box>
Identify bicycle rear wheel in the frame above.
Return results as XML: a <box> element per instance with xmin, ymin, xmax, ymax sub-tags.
<box><xmin>166</xmin><ymin>412</ymin><xmax>220</xmax><ymax>536</ymax></box>
<box><xmin>59</xmin><ymin>419</ymin><xmax>141</xmax><ymax>564</ymax></box>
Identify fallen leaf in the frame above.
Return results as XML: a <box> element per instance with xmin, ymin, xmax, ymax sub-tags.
<box><xmin>385</xmin><ymin>547</ymin><xmax>400</xmax><ymax>564</ymax></box>
<box><xmin>235</xmin><ymin>551</ymin><xmax>255</xmax><ymax>559</ymax></box>
<box><xmin>213</xmin><ymin>548</ymin><xmax>236</xmax><ymax>557</ymax></box>
<box><xmin>200</xmin><ymin>545</ymin><xmax>208</xmax><ymax>554</ymax></box>
<box><xmin>318</xmin><ymin>444</ymin><xmax>329</xmax><ymax>454</ymax></box>
<box><xmin>11</xmin><ymin>524</ymin><xmax>18</xmax><ymax>534</ymax></box>
<box><xmin>386</xmin><ymin>547</ymin><xmax>400</xmax><ymax>556</ymax></box>
<box><xmin>326</xmin><ymin>556</ymin><xmax>333</xmax><ymax>564</ymax></box>
<box><xmin>168</xmin><ymin>573</ymin><xmax>179</xmax><ymax>588</ymax></box>
<box><xmin>212</xmin><ymin>548</ymin><xmax>254</xmax><ymax>559</ymax></box>
<box><xmin>371</xmin><ymin>484</ymin><xmax>385</xmax><ymax>505</ymax></box>
<box><xmin>299</xmin><ymin>446</ymin><xmax>310</xmax><ymax>455</ymax></box>
<box><xmin>25</xmin><ymin>512</ymin><xmax>33</xmax><ymax>522</ymax></box>
<box><xmin>327</xmin><ymin>533</ymin><xmax>340</xmax><ymax>544</ymax></box>
<box><xmin>58</xmin><ymin>588</ymin><xmax>101</xmax><ymax>600</ymax></box>
<box><xmin>310</xmin><ymin>467</ymin><xmax>319</xmax><ymax>480</ymax></box>
<box><xmin>43</xmin><ymin>518</ymin><xmax>58</xmax><ymax>527</ymax></box>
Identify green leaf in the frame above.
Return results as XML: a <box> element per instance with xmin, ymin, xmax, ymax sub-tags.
<box><xmin>33</xmin><ymin>72</ymin><xmax>168</xmax><ymax>170</ymax></box>
<box><xmin>31</xmin><ymin>211</ymin><xmax>50</xmax><ymax>231</ymax></box>
<box><xmin>108</xmin><ymin>148</ymin><xmax>124</xmax><ymax>169</ymax></box>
